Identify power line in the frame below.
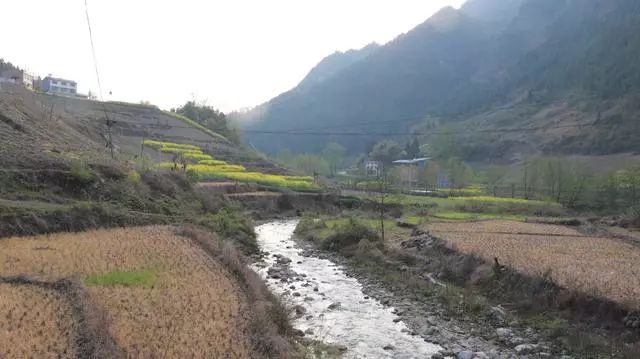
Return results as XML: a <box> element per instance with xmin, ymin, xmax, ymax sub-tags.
<box><xmin>84</xmin><ymin>0</ymin><xmax>103</xmax><ymax>101</ymax></box>
<box><xmin>272</xmin><ymin>113</ymin><xmax>434</xmax><ymax>133</ymax></box>
<box><xmin>242</xmin><ymin>122</ymin><xmax>599</xmax><ymax>137</ymax></box>
<box><xmin>84</xmin><ymin>0</ymin><xmax>115</xmax><ymax>158</ymax></box>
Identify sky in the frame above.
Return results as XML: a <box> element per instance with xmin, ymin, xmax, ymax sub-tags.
<box><xmin>1</xmin><ymin>0</ymin><xmax>465</xmax><ymax>112</ymax></box>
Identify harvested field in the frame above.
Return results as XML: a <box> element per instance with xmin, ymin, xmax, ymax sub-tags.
<box><xmin>427</xmin><ymin>220</ymin><xmax>640</xmax><ymax>309</ymax></box>
<box><xmin>0</xmin><ymin>226</ymin><xmax>252</xmax><ymax>358</ymax></box>
<box><xmin>0</xmin><ymin>283</ymin><xmax>77</xmax><ymax>358</ymax></box>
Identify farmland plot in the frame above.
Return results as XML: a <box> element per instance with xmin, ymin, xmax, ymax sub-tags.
<box><xmin>427</xmin><ymin>220</ymin><xmax>640</xmax><ymax>309</ymax></box>
<box><xmin>0</xmin><ymin>226</ymin><xmax>252</xmax><ymax>358</ymax></box>
<box><xmin>0</xmin><ymin>284</ymin><xmax>77</xmax><ymax>358</ymax></box>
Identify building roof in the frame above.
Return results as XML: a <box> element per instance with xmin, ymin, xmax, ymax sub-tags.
<box><xmin>392</xmin><ymin>157</ymin><xmax>430</xmax><ymax>165</ymax></box>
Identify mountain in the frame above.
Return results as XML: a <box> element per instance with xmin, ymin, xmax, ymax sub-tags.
<box><xmin>297</xmin><ymin>43</ymin><xmax>380</xmax><ymax>89</ymax></box>
<box><xmin>237</xmin><ymin>0</ymin><xmax>640</xmax><ymax>160</ymax></box>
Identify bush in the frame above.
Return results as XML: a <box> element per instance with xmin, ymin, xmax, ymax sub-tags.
<box><xmin>199</xmin><ymin>207</ymin><xmax>258</xmax><ymax>253</ymax></box>
<box><xmin>321</xmin><ymin>217</ymin><xmax>380</xmax><ymax>252</ymax></box>
<box><xmin>70</xmin><ymin>162</ymin><xmax>96</xmax><ymax>185</ymax></box>
<box><xmin>126</xmin><ymin>170</ymin><xmax>141</xmax><ymax>184</ymax></box>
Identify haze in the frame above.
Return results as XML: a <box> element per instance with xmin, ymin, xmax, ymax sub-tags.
<box><xmin>0</xmin><ymin>0</ymin><xmax>464</xmax><ymax>112</ymax></box>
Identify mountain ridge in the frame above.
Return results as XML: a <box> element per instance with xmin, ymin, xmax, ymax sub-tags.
<box><xmin>235</xmin><ymin>0</ymin><xmax>640</xmax><ymax>160</ymax></box>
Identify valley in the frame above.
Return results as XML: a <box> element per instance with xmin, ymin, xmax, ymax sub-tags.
<box><xmin>2</xmin><ymin>0</ymin><xmax>640</xmax><ymax>357</ymax></box>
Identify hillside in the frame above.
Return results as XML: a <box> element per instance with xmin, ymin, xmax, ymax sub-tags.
<box><xmin>0</xmin><ymin>82</ymin><xmax>297</xmax><ymax>236</ymax></box>
<box><xmin>237</xmin><ymin>0</ymin><xmax>640</xmax><ymax>160</ymax></box>
<box><xmin>0</xmin><ymin>83</ymin><xmax>265</xmax><ymax>168</ymax></box>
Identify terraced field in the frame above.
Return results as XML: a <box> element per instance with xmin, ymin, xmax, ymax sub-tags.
<box><xmin>0</xmin><ymin>226</ymin><xmax>252</xmax><ymax>358</ymax></box>
<box><xmin>427</xmin><ymin>220</ymin><xmax>640</xmax><ymax>309</ymax></box>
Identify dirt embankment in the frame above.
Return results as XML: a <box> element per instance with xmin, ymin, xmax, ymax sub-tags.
<box><xmin>0</xmin><ymin>226</ymin><xmax>294</xmax><ymax>358</ymax></box>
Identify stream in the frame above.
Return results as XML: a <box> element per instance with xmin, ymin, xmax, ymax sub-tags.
<box><xmin>254</xmin><ymin>220</ymin><xmax>441</xmax><ymax>358</ymax></box>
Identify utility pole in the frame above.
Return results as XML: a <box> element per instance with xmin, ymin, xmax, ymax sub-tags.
<box><xmin>103</xmin><ymin>111</ymin><xmax>116</xmax><ymax>159</ymax></box>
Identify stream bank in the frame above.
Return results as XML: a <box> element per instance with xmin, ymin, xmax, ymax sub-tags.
<box><xmin>291</xmin><ymin>217</ymin><xmax>583</xmax><ymax>359</ymax></box>
<box><xmin>254</xmin><ymin>220</ymin><xmax>442</xmax><ymax>358</ymax></box>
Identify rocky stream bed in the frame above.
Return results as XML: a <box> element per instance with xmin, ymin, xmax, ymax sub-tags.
<box><xmin>254</xmin><ymin>220</ymin><xmax>573</xmax><ymax>359</ymax></box>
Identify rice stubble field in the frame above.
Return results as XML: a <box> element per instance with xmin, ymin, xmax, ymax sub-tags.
<box><xmin>427</xmin><ymin>220</ymin><xmax>640</xmax><ymax>309</ymax></box>
<box><xmin>0</xmin><ymin>226</ymin><xmax>252</xmax><ymax>358</ymax></box>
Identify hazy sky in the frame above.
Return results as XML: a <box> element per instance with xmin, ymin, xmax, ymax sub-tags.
<box><xmin>1</xmin><ymin>0</ymin><xmax>465</xmax><ymax>112</ymax></box>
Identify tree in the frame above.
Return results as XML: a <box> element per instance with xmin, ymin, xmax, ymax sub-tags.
<box><xmin>367</xmin><ymin>169</ymin><xmax>398</xmax><ymax>242</ymax></box>
<box><xmin>446</xmin><ymin>158</ymin><xmax>474</xmax><ymax>189</ymax></box>
<box><xmin>370</xmin><ymin>140</ymin><xmax>404</xmax><ymax>165</ymax></box>
<box><xmin>404</xmin><ymin>137</ymin><xmax>421</xmax><ymax>159</ymax></box>
<box><xmin>486</xmin><ymin>164</ymin><xmax>507</xmax><ymax>196</ymax></box>
<box><xmin>174</xmin><ymin>101</ymin><xmax>241</xmax><ymax>144</ymax></box>
<box><xmin>322</xmin><ymin>142</ymin><xmax>346</xmax><ymax>177</ymax></box>
<box><xmin>419</xmin><ymin>161</ymin><xmax>440</xmax><ymax>190</ymax></box>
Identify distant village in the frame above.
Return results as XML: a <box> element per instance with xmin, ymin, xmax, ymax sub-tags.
<box><xmin>0</xmin><ymin>63</ymin><xmax>93</xmax><ymax>99</ymax></box>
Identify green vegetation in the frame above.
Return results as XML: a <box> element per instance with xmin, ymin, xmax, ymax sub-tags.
<box><xmin>168</xmin><ymin>101</ymin><xmax>242</xmax><ymax>144</ymax></box>
<box><xmin>198</xmin><ymin>207</ymin><xmax>258</xmax><ymax>253</ymax></box>
<box><xmin>275</xmin><ymin>142</ymin><xmax>346</xmax><ymax>177</ymax></box>
<box><xmin>277</xmin><ymin>151</ymin><xmax>330</xmax><ymax>176</ymax></box>
<box><xmin>85</xmin><ymin>269</ymin><xmax>156</xmax><ymax>287</ymax></box>
<box><xmin>69</xmin><ymin>161</ymin><xmax>96</xmax><ymax>184</ymax></box>
<box><xmin>298</xmin><ymin>216</ymin><xmax>414</xmax><ymax>247</ymax></box>
<box><xmin>163</xmin><ymin>110</ymin><xmax>231</xmax><ymax>143</ymax></box>
<box><xmin>431</xmin><ymin>211</ymin><xmax>525</xmax><ymax>222</ymax></box>
<box><xmin>126</xmin><ymin>170</ymin><xmax>141</xmax><ymax>184</ymax></box>
<box><xmin>383</xmin><ymin>193</ymin><xmax>564</xmax><ymax>218</ymax></box>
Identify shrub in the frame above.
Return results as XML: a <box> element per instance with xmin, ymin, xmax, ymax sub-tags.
<box><xmin>70</xmin><ymin>162</ymin><xmax>95</xmax><ymax>184</ymax></box>
<box><xmin>199</xmin><ymin>207</ymin><xmax>258</xmax><ymax>254</ymax></box>
<box><xmin>126</xmin><ymin>170</ymin><xmax>141</xmax><ymax>184</ymax></box>
<box><xmin>321</xmin><ymin>217</ymin><xmax>380</xmax><ymax>252</ymax></box>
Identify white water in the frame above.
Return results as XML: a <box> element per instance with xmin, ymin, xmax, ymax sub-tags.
<box><xmin>254</xmin><ymin>220</ymin><xmax>441</xmax><ymax>358</ymax></box>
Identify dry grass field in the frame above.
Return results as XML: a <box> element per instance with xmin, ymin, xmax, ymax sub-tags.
<box><xmin>0</xmin><ymin>226</ymin><xmax>252</xmax><ymax>358</ymax></box>
<box><xmin>427</xmin><ymin>220</ymin><xmax>640</xmax><ymax>309</ymax></box>
<box><xmin>0</xmin><ymin>283</ymin><xmax>77</xmax><ymax>358</ymax></box>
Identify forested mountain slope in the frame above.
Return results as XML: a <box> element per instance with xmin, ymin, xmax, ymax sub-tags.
<box><xmin>237</xmin><ymin>0</ymin><xmax>640</xmax><ymax>160</ymax></box>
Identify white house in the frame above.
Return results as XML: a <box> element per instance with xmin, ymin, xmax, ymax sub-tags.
<box><xmin>43</xmin><ymin>76</ymin><xmax>77</xmax><ymax>96</ymax></box>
